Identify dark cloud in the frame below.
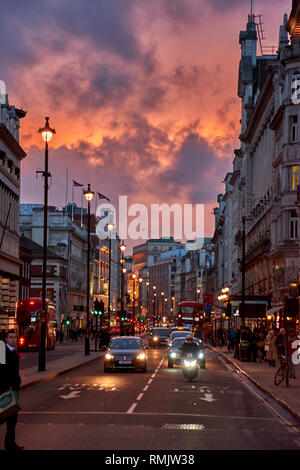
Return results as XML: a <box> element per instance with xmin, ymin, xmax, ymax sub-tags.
<box><xmin>161</xmin><ymin>133</ymin><xmax>231</xmax><ymax>202</ymax></box>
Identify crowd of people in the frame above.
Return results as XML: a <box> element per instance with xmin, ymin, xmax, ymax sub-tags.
<box><xmin>214</xmin><ymin>325</ymin><xmax>299</xmax><ymax>378</ymax></box>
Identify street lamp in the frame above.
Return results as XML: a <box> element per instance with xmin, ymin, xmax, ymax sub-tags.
<box><xmin>83</xmin><ymin>184</ymin><xmax>95</xmax><ymax>356</ymax></box>
<box><xmin>138</xmin><ymin>278</ymin><xmax>143</xmax><ymax>332</ymax></box>
<box><xmin>107</xmin><ymin>222</ymin><xmax>114</xmax><ymax>333</ymax></box>
<box><xmin>120</xmin><ymin>241</ymin><xmax>126</xmax><ymax>335</ymax></box>
<box><xmin>161</xmin><ymin>292</ymin><xmax>164</xmax><ymax>317</ymax></box>
<box><xmin>37</xmin><ymin>117</ymin><xmax>55</xmax><ymax>372</ymax></box>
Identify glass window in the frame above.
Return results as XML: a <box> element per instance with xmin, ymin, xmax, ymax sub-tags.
<box><xmin>290</xmin><ymin>209</ymin><xmax>298</xmax><ymax>239</ymax></box>
<box><xmin>110</xmin><ymin>338</ymin><xmax>142</xmax><ymax>350</ymax></box>
<box><xmin>291</xmin><ymin>116</ymin><xmax>298</xmax><ymax>143</ymax></box>
<box><xmin>290</xmin><ymin>166</ymin><xmax>299</xmax><ymax>190</ymax></box>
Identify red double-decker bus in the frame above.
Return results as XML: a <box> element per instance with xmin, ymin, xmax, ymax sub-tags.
<box><xmin>176</xmin><ymin>301</ymin><xmax>205</xmax><ymax>332</ymax></box>
<box><xmin>16</xmin><ymin>298</ymin><xmax>56</xmax><ymax>351</ymax></box>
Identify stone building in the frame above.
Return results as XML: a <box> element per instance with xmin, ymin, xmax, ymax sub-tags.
<box><xmin>0</xmin><ymin>91</ymin><xmax>26</xmax><ymax>330</ymax></box>
<box><xmin>213</xmin><ymin>3</ymin><xmax>300</xmax><ymax>324</ymax></box>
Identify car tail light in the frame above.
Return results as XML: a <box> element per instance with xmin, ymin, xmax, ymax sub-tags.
<box><xmin>19</xmin><ymin>337</ymin><xmax>25</xmax><ymax>346</ymax></box>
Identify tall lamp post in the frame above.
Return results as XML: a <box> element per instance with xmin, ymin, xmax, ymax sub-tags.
<box><xmin>138</xmin><ymin>277</ymin><xmax>143</xmax><ymax>333</ymax></box>
<box><xmin>84</xmin><ymin>184</ymin><xmax>95</xmax><ymax>356</ymax></box>
<box><xmin>161</xmin><ymin>292</ymin><xmax>165</xmax><ymax>319</ymax></box>
<box><xmin>132</xmin><ymin>274</ymin><xmax>137</xmax><ymax>335</ymax></box>
<box><xmin>38</xmin><ymin>117</ymin><xmax>55</xmax><ymax>372</ymax></box>
<box><xmin>146</xmin><ymin>281</ymin><xmax>150</xmax><ymax>323</ymax></box>
<box><xmin>107</xmin><ymin>222</ymin><xmax>114</xmax><ymax>333</ymax></box>
<box><xmin>120</xmin><ymin>241</ymin><xmax>126</xmax><ymax>335</ymax></box>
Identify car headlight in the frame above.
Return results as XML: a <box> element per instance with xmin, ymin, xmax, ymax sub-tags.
<box><xmin>153</xmin><ymin>336</ymin><xmax>158</xmax><ymax>341</ymax></box>
<box><xmin>198</xmin><ymin>352</ymin><xmax>204</xmax><ymax>359</ymax></box>
<box><xmin>170</xmin><ymin>352</ymin><xmax>177</xmax><ymax>358</ymax></box>
<box><xmin>105</xmin><ymin>353</ymin><xmax>114</xmax><ymax>360</ymax></box>
<box><xmin>137</xmin><ymin>353</ymin><xmax>146</xmax><ymax>360</ymax></box>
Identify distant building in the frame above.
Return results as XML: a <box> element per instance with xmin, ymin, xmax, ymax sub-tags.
<box><xmin>0</xmin><ymin>91</ymin><xmax>26</xmax><ymax>330</ymax></box>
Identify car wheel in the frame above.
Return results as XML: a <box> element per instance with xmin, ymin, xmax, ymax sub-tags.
<box><xmin>168</xmin><ymin>360</ymin><xmax>173</xmax><ymax>368</ymax></box>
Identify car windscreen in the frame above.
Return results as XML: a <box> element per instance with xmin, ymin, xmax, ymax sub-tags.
<box><xmin>170</xmin><ymin>331</ymin><xmax>190</xmax><ymax>340</ymax></box>
<box><xmin>110</xmin><ymin>338</ymin><xmax>142</xmax><ymax>350</ymax></box>
<box><xmin>153</xmin><ymin>329</ymin><xmax>170</xmax><ymax>336</ymax></box>
<box><xmin>172</xmin><ymin>338</ymin><xmax>198</xmax><ymax>348</ymax></box>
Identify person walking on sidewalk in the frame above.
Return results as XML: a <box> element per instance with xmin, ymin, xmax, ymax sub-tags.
<box><xmin>275</xmin><ymin>328</ymin><xmax>286</xmax><ymax>358</ymax></box>
<box><xmin>0</xmin><ymin>330</ymin><xmax>23</xmax><ymax>451</ymax></box>
<box><xmin>265</xmin><ymin>330</ymin><xmax>277</xmax><ymax>367</ymax></box>
<box><xmin>257</xmin><ymin>331</ymin><xmax>265</xmax><ymax>362</ymax></box>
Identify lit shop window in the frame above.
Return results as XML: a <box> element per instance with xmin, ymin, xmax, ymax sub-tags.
<box><xmin>290</xmin><ymin>166</ymin><xmax>299</xmax><ymax>190</ymax></box>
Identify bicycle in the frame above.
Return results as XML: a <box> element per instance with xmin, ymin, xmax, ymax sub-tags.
<box><xmin>274</xmin><ymin>355</ymin><xmax>290</xmax><ymax>387</ymax></box>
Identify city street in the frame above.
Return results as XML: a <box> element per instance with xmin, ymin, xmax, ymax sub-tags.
<box><xmin>2</xmin><ymin>345</ymin><xmax>300</xmax><ymax>450</ymax></box>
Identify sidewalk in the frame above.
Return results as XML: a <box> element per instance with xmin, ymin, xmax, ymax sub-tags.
<box><xmin>20</xmin><ymin>332</ymin><xmax>148</xmax><ymax>389</ymax></box>
<box><xmin>210</xmin><ymin>345</ymin><xmax>300</xmax><ymax>421</ymax></box>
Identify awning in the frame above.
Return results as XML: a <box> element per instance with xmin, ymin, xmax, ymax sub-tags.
<box><xmin>266</xmin><ymin>305</ymin><xmax>284</xmax><ymax>316</ymax></box>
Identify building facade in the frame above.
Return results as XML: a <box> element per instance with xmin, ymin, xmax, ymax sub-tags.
<box><xmin>213</xmin><ymin>4</ymin><xmax>300</xmax><ymax>324</ymax></box>
<box><xmin>0</xmin><ymin>92</ymin><xmax>26</xmax><ymax>330</ymax></box>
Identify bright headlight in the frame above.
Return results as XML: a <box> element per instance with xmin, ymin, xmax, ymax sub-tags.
<box><xmin>153</xmin><ymin>336</ymin><xmax>158</xmax><ymax>341</ymax></box>
<box><xmin>170</xmin><ymin>352</ymin><xmax>177</xmax><ymax>358</ymax></box>
<box><xmin>198</xmin><ymin>352</ymin><xmax>204</xmax><ymax>359</ymax></box>
<box><xmin>184</xmin><ymin>360</ymin><xmax>197</xmax><ymax>367</ymax></box>
<box><xmin>137</xmin><ymin>353</ymin><xmax>146</xmax><ymax>360</ymax></box>
<box><xmin>105</xmin><ymin>353</ymin><xmax>114</xmax><ymax>360</ymax></box>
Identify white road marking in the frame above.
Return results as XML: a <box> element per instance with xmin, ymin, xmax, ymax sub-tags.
<box><xmin>111</xmin><ymin>387</ymin><xmax>116</xmax><ymax>391</ymax></box>
<box><xmin>151</xmin><ymin>373</ymin><xmax>156</xmax><ymax>378</ymax></box>
<box><xmin>148</xmin><ymin>379</ymin><xmax>153</xmax><ymax>384</ymax></box>
<box><xmin>143</xmin><ymin>385</ymin><xmax>149</xmax><ymax>392</ymax></box>
<box><xmin>59</xmin><ymin>391</ymin><xmax>81</xmax><ymax>400</ymax></box>
<box><xmin>137</xmin><ymin>393</ymin><xmax>143</xmax><ymax>401</ymax></box>
<box><xmin>127</xmin><ymin>403</ymin><xmax>137</xmax><ymax>414</ymax></box>
<box><xmin>200</xmin><ymin>393</ymin><xmax>216</xmax><ymax>403</ymax></box>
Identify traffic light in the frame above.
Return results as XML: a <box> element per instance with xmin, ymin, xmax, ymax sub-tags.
<box><xmin>226</xmin><ymin>302</ymin><xmax>232</xmax><ymax>317</ymax></box>
<box><xmin>94</xmin><ymin>299</ymin><xmax>105</xmax><ymax>315</ymax></box>
<box><xmin>65</xmin><ymin>317</ymin><xmax>70</xmax><ymax>326</ymax></box>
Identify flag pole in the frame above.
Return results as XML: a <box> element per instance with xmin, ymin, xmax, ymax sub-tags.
<box><xmin>65</xmin><ymin>168</ymin><xmax>68</xmax><ymax>209</ymax></box>
<box><xmin>72</xmin><ymin>181</ymin><xmax>74</xmax><ymax>221</ymax></box>
<box><xmin>81</xmin><ymin>189</ymin><xmax>83</xmax><ymax>228</ymax></box>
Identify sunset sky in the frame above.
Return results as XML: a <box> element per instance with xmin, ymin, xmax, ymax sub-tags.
<box><xmin>1</xmin><ymin>0</ymin><xmax>290</xmax><ymax>245</ymax></box>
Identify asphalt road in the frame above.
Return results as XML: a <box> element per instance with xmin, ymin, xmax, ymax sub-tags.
<box><xmin>1</xmin><ymin>347</ymin><xmax>300</xmax><ymax>450</ymax></box>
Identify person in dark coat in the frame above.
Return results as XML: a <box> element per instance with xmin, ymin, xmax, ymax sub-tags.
<box><xmin>0</xmin><ymin>329</ymin><xmax>23</xmax><ymax>451</ymax></box>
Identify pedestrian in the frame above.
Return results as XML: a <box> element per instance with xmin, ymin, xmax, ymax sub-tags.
<box><xmin>251</xmin><ymin>330</ymin><xmax>258</xmax><ymax>362</ymax></box>
<box><xmin>257</xmin><ymin>331</ymin><xmax>265</xmax><ymax>362</ymax></box>
<box><xmin>0</xmin><ymin>329</ymin><xmax>23</xmax><ymax>451</ymax></box>
<box><xmin>275</xmin><ymin>328</ymin><xmax>286</xmax><ymax>358</ymax></box>
<box><xmin>59</xmin><ymin>330</ymin><xmax>64</xmax><ymax>343</ymax></box>
<box><xmin>264</xmin><ymin>330</ymin><xmax>277</xmax><ymax>367</ymax></box>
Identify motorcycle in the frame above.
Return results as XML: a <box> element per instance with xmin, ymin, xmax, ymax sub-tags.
<box><xmin>182</xmin><ymin>352</ymin><xmax>198</xmax><ymax>382</ymax></box>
